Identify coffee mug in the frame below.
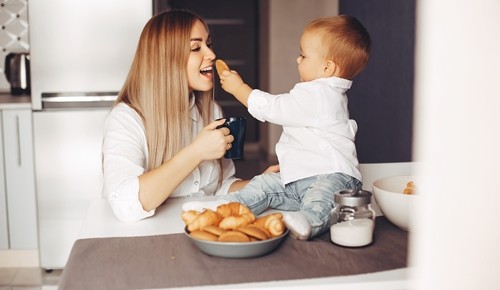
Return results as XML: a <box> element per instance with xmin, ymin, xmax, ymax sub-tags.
<box><xmin>216</xmin><ymin>117</ymin><xmax>246</xmax><ymax>159</ymax></box>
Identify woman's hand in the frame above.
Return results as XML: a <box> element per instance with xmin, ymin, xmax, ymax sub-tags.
<box><xmin>190</xmin><ymin>119</ymin><xmax>234</xmax><ymax>161</ymax></box>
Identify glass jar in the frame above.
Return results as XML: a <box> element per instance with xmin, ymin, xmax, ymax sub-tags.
<box><xmin>330</xmin><ymin>189</ymin><xmax>376</xmax><ymax>247</ymax></box>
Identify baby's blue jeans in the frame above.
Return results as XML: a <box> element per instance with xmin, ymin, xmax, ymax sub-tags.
<box><xmin>221</xmin><ymin>172</ymin><xmax>362</xmax><ymax>238</ymax></box>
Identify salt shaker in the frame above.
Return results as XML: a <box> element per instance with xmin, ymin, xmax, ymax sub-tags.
<box><xmin>330</xmin><ymin>189</ymin><xmax>376</xmax><ymax>247</ymax></box>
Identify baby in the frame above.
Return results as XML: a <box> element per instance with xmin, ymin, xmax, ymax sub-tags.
<box><xmin>184</xmin><ymin>15</ymin><xmax>371</xmax><ymax>240</ymax></box>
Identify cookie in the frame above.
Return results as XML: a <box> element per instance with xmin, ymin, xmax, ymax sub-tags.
<box><xmin>202</xmin><ymin>225</ymin><xmax>227</xmax><ymax>237</ymax></box>
<box><xmin>215</xmin><ymin>59</ymin><xmax>230</xmax><ymax>76</ymax></box>
<box><xmin>218</xmin><ymin>230</ymin><xmax>251</xmax><ymax>242</ymax></box>
<box><xmin>237</xmin><ymin>225</ymin><xmax>270</xmax><ymax>240</ymax></box>
<box><xmin>189</xmin><ymin>230</ymin><xmax>218</xmax><ymax>241</ymax></box>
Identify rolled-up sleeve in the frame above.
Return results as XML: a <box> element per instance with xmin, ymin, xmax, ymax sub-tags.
<box><xmin>101</xmin><ymin>104</ymin><xmax>154</xmax><ymax>222</ymax></box>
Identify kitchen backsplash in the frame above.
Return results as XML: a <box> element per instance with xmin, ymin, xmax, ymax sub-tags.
<box><xmin>0</xmin><ymin>0</ymin><xmax>29</xmax><ymax>93</ymax></box>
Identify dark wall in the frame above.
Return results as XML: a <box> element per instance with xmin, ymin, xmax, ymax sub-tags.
<box><xmin>340</xmin><ymin>0</ymin><xmax>416</xmax><ymax>163</ymax></box>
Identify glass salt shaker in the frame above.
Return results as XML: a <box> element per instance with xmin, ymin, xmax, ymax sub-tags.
<box><xmin>330</xmin><ymin>189</ymin><xmax>376</xmax><ymax>247</ymax></box>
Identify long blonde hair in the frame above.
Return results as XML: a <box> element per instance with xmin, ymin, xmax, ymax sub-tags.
<box><xmin>116</xmin><ymin>10</ymin><xmax>216</xmax><ymax>171</ymax></box>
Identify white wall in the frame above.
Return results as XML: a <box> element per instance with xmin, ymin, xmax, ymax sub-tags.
<box><xmin>411</xmin><ymin>0</ymin><xmax>500</xmax><ymax>289</ymax></box>
<box><xmin>260</xmin><ymin>0</ymin><xmax>339</xmax><ymax>157</ymax></box>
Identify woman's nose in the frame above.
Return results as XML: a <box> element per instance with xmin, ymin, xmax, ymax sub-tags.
<box><xmin>205</xmin><ymin>48</ymin><xmax>216</xmax><ymax>60</ymax></box>
<box><xmin>296</xmin><ymin>56</ymin><xmax>301</xmax><ymax>64</ymax></box>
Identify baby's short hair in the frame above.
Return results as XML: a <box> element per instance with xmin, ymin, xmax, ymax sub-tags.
<box><xmin>306</xmin><ymin>15</ymin><xmax>371</xmax><ymax>79</ymax></box>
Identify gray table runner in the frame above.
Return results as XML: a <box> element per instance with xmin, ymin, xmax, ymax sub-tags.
<box><xmin>59</xmin><ymin>217</ymin><xmax>407</xmax><ymax>289</ymax></box>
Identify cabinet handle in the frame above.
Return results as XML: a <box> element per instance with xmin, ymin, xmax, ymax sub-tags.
<box><xmin>16</xmin><ymin>115</ymin><xmax>22</xmax><ymax>166</ymax></box>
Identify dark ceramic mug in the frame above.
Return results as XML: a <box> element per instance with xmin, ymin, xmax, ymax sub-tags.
<box><xmin>216</xmin><ymin>117</ymin><xmax>246</xmax><ymax>159</ymax></box>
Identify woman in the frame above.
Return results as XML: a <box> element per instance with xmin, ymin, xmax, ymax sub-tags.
<box><xmin>101</xmin><ymin>10</ymin><xmax>276</xmax><ymax>222</ymax></box>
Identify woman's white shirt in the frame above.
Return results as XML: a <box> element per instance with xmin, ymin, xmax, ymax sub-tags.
<box><xmin>101</xmin><ymin>101</ymin><xmax>238</xmax><ymax>222</ymax></box>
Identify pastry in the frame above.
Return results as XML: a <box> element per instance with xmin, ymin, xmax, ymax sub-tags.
<box><xmin>237</xmin><ymin>224</ymin><xmax>270</xmax><ymax>240</ymax></box>
<box><xmin>181</xmin><ymin>202</ymin><xmax>286</xmax><ymax>243</ymax></box>
<box><xmin>219</xmin><ymin>212</ymin><xmax>256</xmax><ymax>230</ymax></box>
<box><xmin>181</xmin><ymin>210</ymin><xmax>199</xmax><ymax>225</ymax></box>
<box><xmin>254</xmin><ymin>213</ymin><xmax>285</xmax><ymax>237</ymax></box>
<box><xmin>189</xmin><ymin>230</ymin><xmax>218</xmax><ymax>241</ymax></box>
<box><xmin>187</xmin><ymin>209</ymin><xmax>222</xmax><ymax>232</ymax></box>
<box><xmin>216</xmin><ymin>202</ymin><xmax>251</xmax><ymax>217</ymax></box>
<box><xmin>403</xmin><ymin>181</ymin><xmax>416</xmax><ymax>195</ymax></box>
<box><xmin>215</xmin><ymin>59</ymin><xmax>230</xmax><ymax>76</ymax></box>
<box><xmin>201</xmin><ymin>225</ymin><xmax>227</xmax><ymax>237</ymax></box>
<box><xmin>218</xmin><ymin>202</ymin><xmax>256</xmax><ymax>230</ymax></box>
<box><xmin>218</xmin><ymin>230</ymin><xmax>251</xmax><ymax>242</ymax></box>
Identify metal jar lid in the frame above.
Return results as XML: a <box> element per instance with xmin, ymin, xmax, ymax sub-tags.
<box><xmin>334</xmin><ymin>189</ymin><xmax>372</xmax><ymax>206</ymax></box>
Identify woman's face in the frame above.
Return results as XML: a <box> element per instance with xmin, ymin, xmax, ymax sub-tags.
<box><xmin>187</xmin><ymin>20</ymin><xmax>216</xmax><ymax>92</ymax></box>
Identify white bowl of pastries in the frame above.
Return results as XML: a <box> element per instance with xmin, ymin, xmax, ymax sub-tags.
<box><xmin>372</xmin><ymin>175</ymin><xmax>418</xmax><ymax>231</ymax></box>
<box><xmin>182</xmin><ymin>202</ymin><xmax>288</xmax><ymax>258</ymax></box>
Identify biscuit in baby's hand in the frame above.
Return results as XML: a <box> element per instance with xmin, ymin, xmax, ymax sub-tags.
<box><xmin>215</xmin><ymin>59</ymin><xmax>230</xmax><ymax>76</ymax></box>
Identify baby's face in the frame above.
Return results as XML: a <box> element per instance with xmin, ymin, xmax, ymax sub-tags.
<box><xmin>296</xmin><ymin>31</ymin><xmax>329</xmax><ymax>82</ymax></box>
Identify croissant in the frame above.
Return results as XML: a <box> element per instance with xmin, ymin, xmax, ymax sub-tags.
<box><xmin>187</xmin><ymin>209</ymin><xmax>222</xmax><ymax>232</ymax></box>
<box><xmin>254</xmin><ymin>213</ymin><xmax>285</xmax><ymax>237</ymax></box>
<box><xmin>219</xmin><ymin>213</ymin><xmax>256</xmax><ymax>230</ymax></box>
<box><xmin>181</xmin><ymin>210</ymin><xmax>199</xmax><ymax>225</ymax></box>
<box><xmin>216</xmin><ymin>202</ymin><xmax>252</xmax><ymax>217</ymax></box>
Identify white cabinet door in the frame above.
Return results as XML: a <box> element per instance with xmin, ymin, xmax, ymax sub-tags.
<box><xmin>2</xmin><ymin>109</ymin><xmax>38</xmax><ymax>249</ymax></box>
<box><xmin>0</xmin><ymin>112</ymin><xmax>8</xmax><ymax>249</ymax></box>
<box><xmin>34</xmin><ymin>109</ymin><xmax>109</xmax><ymax>269</ymax></box>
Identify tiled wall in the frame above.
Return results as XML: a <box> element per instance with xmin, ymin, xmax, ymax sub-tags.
<box><xmin>0</xmin><ymin>0</ymin><xmax>29</xmax><ymax>92</ymax></box>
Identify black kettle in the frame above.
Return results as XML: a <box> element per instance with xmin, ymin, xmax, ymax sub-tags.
<box><xmin>4</xmin><ymin>53</ymin><xmax>31</xmax><ymax>95</ymax></box>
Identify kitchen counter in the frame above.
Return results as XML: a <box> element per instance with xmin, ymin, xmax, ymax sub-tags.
<box><xmin>0</xmin><ymin>93</ymin><xmax>31</xmax><ymax>109</ymax></box>
<box><xmin>60</xmin><ymin>196</ymin><xmax>412</xmax><ymax>289</ymax></box>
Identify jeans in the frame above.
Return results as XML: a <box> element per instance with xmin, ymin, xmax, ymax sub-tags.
<box><xmin>221</xmin><ymin>172</ymin><xmax>362</xmax><ymax>238</ymax></box>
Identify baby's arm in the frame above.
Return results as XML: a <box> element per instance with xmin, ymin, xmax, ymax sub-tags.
<box><xmin>216</xmin><ymin>60</ymin><xmax>253</xmax><ymax>107</ymax></box>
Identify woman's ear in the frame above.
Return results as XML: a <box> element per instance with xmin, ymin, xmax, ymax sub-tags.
<box><xmin>323</xmin><ymin>60</ymin><xmax>340</xmax><ymax>77</ymax></box>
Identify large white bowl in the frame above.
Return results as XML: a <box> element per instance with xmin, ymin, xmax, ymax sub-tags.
<box><xmin>372</xmin><ymin>175</ymin><xmax>417</xmax><ymax>231</ymax></box>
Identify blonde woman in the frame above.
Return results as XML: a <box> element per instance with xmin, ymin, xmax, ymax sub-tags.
<box><xmin>101</xmin><ymin>10</ymin><xmax>276</xmax><ymax>222</ymax></box>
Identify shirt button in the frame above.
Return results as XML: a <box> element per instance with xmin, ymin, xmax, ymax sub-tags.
<box><xmin>194</xmin><ymin>181</ymin><xmax>199</xmax><ymax>185</ymax></box>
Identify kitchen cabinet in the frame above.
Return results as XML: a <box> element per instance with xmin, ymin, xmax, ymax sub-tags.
<box><xmin>0</xmin><ymin>108</ymin><xmax>38</xmax><ymax>250</ymax></box>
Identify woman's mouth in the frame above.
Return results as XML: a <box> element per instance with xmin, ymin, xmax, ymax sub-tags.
<box><xmin>200</xmin><ymin>66</ymin><xmax>214</xmax><ymax>78</ymax></box>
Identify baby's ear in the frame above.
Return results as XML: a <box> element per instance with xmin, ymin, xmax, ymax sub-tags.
<box><xmin>324</xmin><ymin>60</ymin><xmax>340</xmax><ymax>77</ymax></box>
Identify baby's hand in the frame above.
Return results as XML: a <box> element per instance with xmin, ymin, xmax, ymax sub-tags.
<box><xmin>215</xmin><ymin>59</ymin><xmax>246</xmax><ymax>96</ymax></box>
<box><xmin>220</xmin><ymin>70</ymin><xmax>245</xmax><ymax>95</ymax></box>
<box><xmin>215</xmin><ymin>59</ymin><xmax>252</xmax><ymax>107</ymax></box>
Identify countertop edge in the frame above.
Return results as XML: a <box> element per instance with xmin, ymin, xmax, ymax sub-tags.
<box><xmin>0</xmin><ymin>94</ymin><xmax>32</xmax><ymax>109</ymax></box>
